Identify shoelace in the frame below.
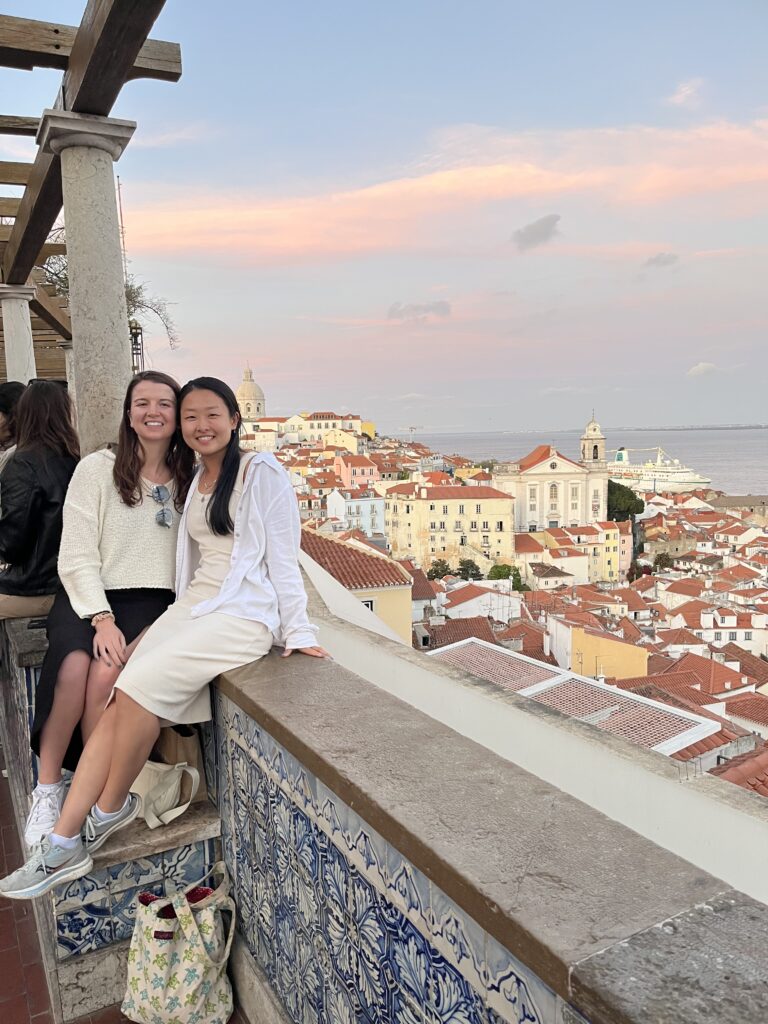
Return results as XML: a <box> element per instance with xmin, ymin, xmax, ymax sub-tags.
<box><xmin>84</xmin><ymin>812</ymin><xmax>98</xmax><ymax>845</ymax></box>
<box><xmin>28</xmin><ymin>790</ymin><xmax>62</xmax><ymax>826</ymax></box>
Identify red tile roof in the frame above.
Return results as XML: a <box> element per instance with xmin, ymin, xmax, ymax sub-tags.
<box><xmin>386</xmin><ymin>484</ymin><xmax>513</xmax><ymax>501</ymax></box>
<box><xmin>724</xmin><ymin>695</ymin><xmax>768</xmax><ymax>728</ymax></box>
<box><xmin>656</xmin><ymin>628</ymin><xmax>704</xmax><ymax>648</ymax></box>
<box><xmin>445</xmin><ymin>584</ymin><xmax>494</xmax><ymax>609</ymax></box>
<box><xmin>664</xmin><ymin>652</ymin><xmax>754</xmax><ymax>696</ymax></box>
<box><xmin>709</xmin><ymin>745</ymin><xmax>768</xmax><ymax>798</ymax></box>
<box><xmin>300</xmin><ymin>529</ymin><xmax>410</xmax><ymax>591</ymax></box>
<box><xmin>430</xmin><ymin>640</ymin><xmax>557</xmax><ymax>689</ymax></box>
<box><xmin>517</xmin><ymin>445</ymin><xmax>581</xmax><ymax>472</ymax></box>
<box><xmin>721</xmin><ymin>644</ymin><xmax>768</xmax><ymax>688</ymax></box>
<box><xmin>514</xmin><ymin>533</ymin><xmax>546</xmax><ymax>554</ymax></box>
<box><xmin>428</xmin><ymin>617</ymin><xmax>499</xmax><ymax>649</ymax></box>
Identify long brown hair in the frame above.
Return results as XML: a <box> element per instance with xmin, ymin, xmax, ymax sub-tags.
<box><xmin>15</xmin><ymin>381</ymin><xmax>80</xmax><ymax>459</ymax></box>
<box><xmin>113</xmin><ymin>371</ymin><xmax>195</xmax><ymax>511</ymax></box>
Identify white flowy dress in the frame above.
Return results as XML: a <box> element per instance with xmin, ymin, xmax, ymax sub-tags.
<box><xmin>113</xmin><ymin>456</ymin><xmax>274</xmax><ymax>725</ymax></box>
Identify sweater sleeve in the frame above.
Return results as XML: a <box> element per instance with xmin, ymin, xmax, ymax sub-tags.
<box><xmin>0</xmin><ymin>457</ymin><xmax>42</xmax><ymax>565</ymax></box>
<box><xmin>260</xmin><ymin>467</ymin><xmax>319</xmax><ymax>650</ymax></box>
<box><xmin>57</xmin><ymin>458</ymin><xmax>109</xmax><ymax>619</ymax></box>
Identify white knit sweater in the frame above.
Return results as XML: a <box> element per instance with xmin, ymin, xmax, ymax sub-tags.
<box><xmin>58</xmin><ymin>450</ymin><xmax>179</xmax><ymax>618</ymax></box>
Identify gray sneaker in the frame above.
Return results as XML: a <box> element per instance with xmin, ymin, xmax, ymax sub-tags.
<box><xmin>84</xmin><ymin>793</ymin><xmax>141</xmax><ymax>853</ymax></box>
<box><xmin>0</xmin><ymin>836</ymin><xmax>92</xmax><ymax>900</ymax></box>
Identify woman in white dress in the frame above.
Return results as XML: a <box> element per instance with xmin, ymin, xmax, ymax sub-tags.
<box><xmin>0</xmin><ymin>376</ymin><xmax>328</xmax><ymax>899</ymax></box>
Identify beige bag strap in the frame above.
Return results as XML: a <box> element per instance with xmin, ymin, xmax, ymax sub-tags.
<box><xmin>142</xmin><ymin>762</ymin><xmax>200</xmax><ymax>829</ymax></box>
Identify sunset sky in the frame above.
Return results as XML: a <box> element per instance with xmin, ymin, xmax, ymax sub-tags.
<box><xmin>3</xmin><ymin>2</ymin><xmax>767</xmax><ymax>432</ymax></box>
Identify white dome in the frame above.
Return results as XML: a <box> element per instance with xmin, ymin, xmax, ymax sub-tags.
<box><xmin>236</xmin><ymin>367</ymin><xmax>264</xmax><ymax>405</ymax></box>
<box><xmin>584</xmin><ymin>417</ymin><xmax>604</xmax><ymax>437</ymax></box>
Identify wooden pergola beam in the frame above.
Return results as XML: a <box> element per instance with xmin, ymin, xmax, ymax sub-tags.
<box><xmin>0</xmin><ymin>15</ymin><xmax>181</xmax><ymax>82</ymax></box>
<box><xmin>0</xmin><ymin>161</ymin><xmax>32</xmax><ymax>185</ymax></box>
<box><xmin>0</xmin><ymin>115</ymin><xmax>39</xmax><ymax>136</ymax></box>
<box><xmin>29</xmin><ymin>271</ymin><xmax>72</xmax><ymax>340</ymax></box>
<box><xmin>3</xmin><ymin>0</ymin><xmax>174</xmax><ymax>286</ymax></box>
<box><xmin>0</xmin><ymin>197</ymin><xmax>21</xmax><ymax>216</ymax></box>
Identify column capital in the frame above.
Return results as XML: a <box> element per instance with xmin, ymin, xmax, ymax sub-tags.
<box><xmin>0</xmin><ymin>284</ymin><xmax>36</xmax><ymax>303</ymax></box>
<box><xmin>37</xmin><ymin>109</ymin><xmax>136</xmax><ymax>161</ymax></box>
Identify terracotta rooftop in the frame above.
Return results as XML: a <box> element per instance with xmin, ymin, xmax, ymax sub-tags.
<box><xmin>724</xmin><ymin>695</ymin><xmax>768</xmax><ymax>728</ymax></box>
<box><xmin>300</xmin><ymin>529</ymin><xmax>411</xmax><ymax>591</ymax></box>
<box><xmin>427</xmin><ymin>617</ymin><xmax>499</xmax><ymax>649</ymax></box>
<box><xmin>398</xmin><ymin>561</ymin><xmax>435</xmax><ymax>602</ymax></box>
<box><xmin>656</xmin><ymin>627</ymin><xmax>704</xmax><ymax>648</ymax></box>
<box><xmin>709</xmin><ymin>745</ymin><xmax>768</xmax><ymax>798</ymax></box>
<box><xmin>444</xmin><ymin>584</ymin><xmax>494</xmax><ymax>609</ymax></box>
<box><xmin>429</xmin><ymin>639</ymin><xmax>558</xmax><ymax>691</ymax></box>
<box><xmin>663</xmin><ymin>652</ymin><xmax>754</xmax><ymax>696</ymax></box>
<box><xmin>514</xmin><ymin>533</ymin><xmax>546</xmax><ymax>554</ymax></box>
<box><xmin>721</xmin><ymin>643</ymin><xmax>768</xmax><ymax>688</ymax></box>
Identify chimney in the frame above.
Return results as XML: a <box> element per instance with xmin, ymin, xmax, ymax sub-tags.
<box><xmin>596</xmin><ymin>674</ymin><xmax>606</xmax><ymax>685</ymax></box>
<box><xmin>420</xmin><ymin>487</ymin><xmax>428</xmax><ymax>499</ymax></box>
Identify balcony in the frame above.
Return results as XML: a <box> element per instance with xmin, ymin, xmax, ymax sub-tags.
<box><xmin>2</xmin><ymin>575</ymin><xmax>768</xmax><ymax>1023</ymax></box>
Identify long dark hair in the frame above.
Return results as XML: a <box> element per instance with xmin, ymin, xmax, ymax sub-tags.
<box><xmin>15</xmin><ymin>381</ymin><xmax>80</xmax><ymax>459</ymax></box>
<box><xmin>179</xmin><ymin>376</ymin><xmax>242</xmax><ymax>536</ymax></box>
<box><xmin>113</xmin><ymin>371</ymin><xmax>195</xmax><ymax>512</ymax></box>
<box><xmin>0</xmin><ymin>381</ymin><xmax>26</xmax><ymax>446</ymax></box>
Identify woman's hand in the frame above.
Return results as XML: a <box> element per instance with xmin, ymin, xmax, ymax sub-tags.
<box><xmin>93</xmin><ymin>618</ymin><xmax>127</xmax><ymax>668</ymax></box>
<box><xmin>281</xmin><ymin>646</ymin><xmax>331</xmax><ymax>660</ymax></box>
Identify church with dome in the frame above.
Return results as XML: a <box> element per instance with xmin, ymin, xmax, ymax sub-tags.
<box><xmin>236</xmin><ymin>366</ymin><xmax>266</xmax><ymax>422</ymax></box>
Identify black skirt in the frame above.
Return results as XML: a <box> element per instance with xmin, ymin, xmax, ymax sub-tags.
<box><xmin>31</xmin><ymin>587</ymin><xmax>175</xmax><ymax>770</ymax></box>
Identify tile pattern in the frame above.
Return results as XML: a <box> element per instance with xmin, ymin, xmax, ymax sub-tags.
<box><xmin>214</xmin><ymin>691</ymin><xmax>593</xmax><ymax>1024</ymax></box>
<box><xmin>53</xmin><ymin>839</ymin><xmax>219</xmax><ymax>961</ymax></box>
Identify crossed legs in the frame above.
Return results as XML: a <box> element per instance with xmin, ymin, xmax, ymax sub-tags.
<box><xmin>54</xmin><ymin>690</ymin><xmax>161</xmax><ymax>838</ymax></box>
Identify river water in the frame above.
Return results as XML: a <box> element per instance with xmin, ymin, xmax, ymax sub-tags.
<box><xmin>403</xmin><ymin>427</ymin><xmax>768</xmax><ymax>495</ymax></box>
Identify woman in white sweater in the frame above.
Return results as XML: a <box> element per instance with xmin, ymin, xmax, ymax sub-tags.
<box><xmin>1</xmin><ymin>377</ymin><xmax>328</xmax><ymax>899</ymax></box>
<box><xmin>23</xmin><ymin>371</ymin><xmax>194</xmax><ymax>846</ymax></box>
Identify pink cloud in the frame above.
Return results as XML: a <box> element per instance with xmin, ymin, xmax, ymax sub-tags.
<box><xmin>125</xmin><ymin>119</ymin><xmax>768</xmax><ymax>264</ymax></box>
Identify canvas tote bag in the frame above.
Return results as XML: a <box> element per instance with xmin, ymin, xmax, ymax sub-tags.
<box><xmin>130</xmin><ymin>727</ymin><xmax>203</xmax><ymax>829</ymax></box>
<box><xmin>122</xmin><ymin>862</ymin><xmax>236</xmax><ymax>1024</ymax></box>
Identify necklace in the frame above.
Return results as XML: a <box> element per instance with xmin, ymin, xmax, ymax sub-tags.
<box><xmin>198</xmin><ymin>469</ymin><xmax>219</xmax><ymax>501</ymax></box>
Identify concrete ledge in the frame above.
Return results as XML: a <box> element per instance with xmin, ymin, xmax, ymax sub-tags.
<box><xmin>230</xmin><ymin>935</ymin><xmax>290</xmax><ymax>1024</ymax></box>
<box><xmin>218</xmin><ymin>643</ymin><xmax>768</xmax><ymax>1022</ymax></box>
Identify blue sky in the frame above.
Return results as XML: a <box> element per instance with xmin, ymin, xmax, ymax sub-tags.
<box><xmin>2</xmin><ymin>2</ymin><xmax>767</xmax><ymax>431</ymax></box>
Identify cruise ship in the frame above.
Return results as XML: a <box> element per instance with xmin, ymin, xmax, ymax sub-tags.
<box><xmin>609</xmin><ymin>447</ymin><xmax>712</xmax><ymax>493</ymax></box>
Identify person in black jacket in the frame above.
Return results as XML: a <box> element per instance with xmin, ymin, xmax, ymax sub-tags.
<box><xmin>0</xmin><ymin>381</ymin><xmax>26</xmax><ymax>476</ymax></box>
<box><xmin>0</xmin><ymin>381</ymin><xmax>80</xmax><ymax>619</ymax></box>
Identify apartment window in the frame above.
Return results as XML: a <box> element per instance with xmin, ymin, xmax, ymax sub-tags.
<box><xmin>385</xmin><ymin>502</ymin><xmax>390</xmax><ymax>511</ymax></box>
<box><xmin>529</xmin><ymin>503</ymin><xmax>536</xmax><ymax>512</ymax></box>
<box><xmin>454</xmin><ymin>521</ymin><xmax>462</xmax><ymax>531</ymax></box>
<box><xmin>361</xmin><ymin>599</ymin><xmax>374</xmax><ymax>611</ymax></box>
<box><xmin>482</xmin><ymin>521</ymin><xmax>489</xmax><ymax>531</ymax></box>
<box><xmin>475</xmin><ymin>504</ymin><xmax>482</xmax><ymax>514</ymax></box>
<box><xmin>695</xmin><ymin>631</ymin><xmax>703</xmax><ymax>638</ymax></box>
<box><xmin>746</xmin><ymin>631</ymin><xmax>753</xmax><ymax>640</ymax></box>
<box><xmin>430</xmin><ymin>521</ymin><xmax>437</xmax><ymax>530</ymax></box>
<box><xmin>496</xmin><ymin>521</ymin><xmax>504</xmax><ymax>531</ymax></box>
<box><xmin>571</xmin><ymin>485</ymin><xmax>579</xmax><ymax>500</ymax></box>
<box><xmin>593</xmin><ymin>489</ymin><xmax>599</xmax><ymax>501</ymax></box>
<box><xmin>549</xmin><ymin>484</ymin><xmax>558</xmax><ymax>501</ymax></box>
<box><xmin>430</xmin><ymin>536</ymin><xmax>436</xmax><ymax>543</ymax></box>
<box><xmin>459</xmin><ymin>504</ymin><xmax>465</xmax><ymax>514</ymax></box>
<box><xmin>393</xmin><ymin>504</ymin><xmax>398</xmax><ymax>513</ymax></box>
<box><xmin>550</xmin><ymin>503</ymin><xmax>558</xmax><ymax>512</ymax></box>
<box><xmin>470</xmin><ymin>521</ymin><xmax>478</xmax><ymax>531</ymax></box>
<box><xmin>429</xmin><ymin>504</ymin><xmax>435</xmax><ymax>511</ymax></box>
<box><xmin>571</xmin><ymin>502</ymin><xmax>578</xmax><ymax>511</ymax></box>
<box><xmin>714</xmin><ymin>631</ymin><xmax>722</xmax><ymax>641</ymax></box>
<box><xmin>482</xmin><ymin>535</ymin><xmax>490</xmax><ymax>546</ymax></box>
<box><xmin>529</xmin><ymin>486</ymin><xmax>536</xmax><ymax>500</ymax></box>
<box><xmin>460</xmin><ymin>536</ymin><xmax>467</xmax><ymax>546</ymax></box>
<box><xmin>439</xmin><ymin>521</ymin><xmax>446</xmax><ymax>531</ymax></box>
<box><xmin>728</xmin><ymin>631</ymin><xmax>737</xmax><ymax>641</ymax></box>
<box><xmin>405</xmin><ymin>504</ymin><xmax>411</xmax><ymax>513</ymax></box>
<box><xmin>442</xmin><ymin>505</ymin><xmax>449</xmax><ymax>515</ymax></box>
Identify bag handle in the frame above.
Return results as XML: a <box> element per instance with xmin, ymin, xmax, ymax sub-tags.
<box><xmin>145</xmin><ymin>860</ymin><xmax>230</xmax><ymax>918</ymax></box>
<box><xmin>171</xmin><ymin>890</ymin><xmax>237</xmax><ymax>969</ymax></box>
<box><xmin>142</xmin><ymin>763</ymin><xmax>200</xmax><ymax>829</ymax></box>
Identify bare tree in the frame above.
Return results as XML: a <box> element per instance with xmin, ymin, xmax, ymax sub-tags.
<box><xmin>40</xmin><ymin>226</ymin><xmax>180</xmax><ymax>349</ymax></box>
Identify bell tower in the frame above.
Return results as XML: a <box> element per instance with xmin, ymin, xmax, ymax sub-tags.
<box><xmin>581</xmin><ymin>413</ymin><xmax>606</xmax><ymax>464</ymax></box>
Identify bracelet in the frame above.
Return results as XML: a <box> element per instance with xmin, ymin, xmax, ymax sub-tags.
<box><xmin>91</xmin><ymin>611</ymin><xmax>115</xmax><ymax>627</ymax></box>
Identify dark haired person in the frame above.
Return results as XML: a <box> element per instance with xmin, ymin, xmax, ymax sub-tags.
<box><xmin>21</xmin><ymin>371</ymin><xmax>194</xmax><ymax>846</ymax></box>
<box><xmin>0</xmin><ymin>380</ymin><xmax>26</xmax><ymax>475</ymax></box>
<box><xmin>0</xmin><ymin>377</ymin><xmax>327</xmax><ymax>896</ymax></box>
<box><xmin>0</xmin><ymin>380</ymin><xmax>79</xmax><ymax>621</ymax></box>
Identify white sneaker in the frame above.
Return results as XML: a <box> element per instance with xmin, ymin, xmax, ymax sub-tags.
<box><xmin>24</xmin><ymin>782</ymin><xmax>67</xmax><ymax>848</ymax></box>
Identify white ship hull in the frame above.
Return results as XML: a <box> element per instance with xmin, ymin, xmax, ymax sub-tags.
<box><xmin>609</xmin><ymin>447</ymin><xmax>711</xmax><ymax>494</ymax></box>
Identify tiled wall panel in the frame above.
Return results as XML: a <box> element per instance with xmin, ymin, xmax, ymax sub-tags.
<box><xmin>215</xmin><ymin>692</ymin><xmax>591</xmax><ymax>1024</ymax></box>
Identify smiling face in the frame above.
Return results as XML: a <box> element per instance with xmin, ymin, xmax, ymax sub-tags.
<box><xmin>128</xmin><ymin>380</ymin><xmax>178</xmax><ymax>445</ymax></box>
<box><xmin>180</xmin><ymin>388</ymin><xmax>239</xmax><ymax>457</ymax></box>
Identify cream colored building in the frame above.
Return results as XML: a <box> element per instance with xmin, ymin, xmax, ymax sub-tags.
<box><xmin>493</xmin><ymin>419</ymin><xmax>609</xmax><ymax>533</ymax></box>
<box><xmin>384</xmin><ymin>483</ymin><xmax>515</xmax><ymax>571</ymax></box>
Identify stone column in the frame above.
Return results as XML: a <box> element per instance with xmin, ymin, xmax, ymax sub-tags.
<box><xmin>0</xmin><ymin>285</ymin><xmax>36</xmax><ymax>383</ymax></box>
<box><xmin>38</xmin><ymin>109</ymin><xmax>136</xmax><ymax>454</ymax></box>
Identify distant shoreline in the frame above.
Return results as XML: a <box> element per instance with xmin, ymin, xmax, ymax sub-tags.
<box><xmin>392</xmin><ymin>424</ymin><xmax>768</xmax><ymax>437</ymax></box>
